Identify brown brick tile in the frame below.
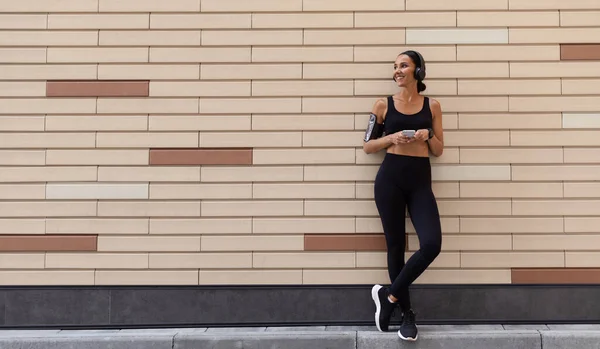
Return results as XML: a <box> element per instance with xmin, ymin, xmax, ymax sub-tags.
<box><xmin>149</xmin><ymin>148</ymin><xmax>252</xmax><ymax>165</ymax></box>
<box><xmin>0</xmin><ymin>235</ymin><xmax>97</xmax><ymax>252</ymax></box>
<box><xmin>304</xmin><ymin>234</ymin><xmax>386</xmax><ymax>251</ymax></box>
<box><xmin>560</xmin><ymin>44</ymin><xmax>600</xmax><ymax>60</ymax></box>
<box><xmin>512</xmin><ymin>268</ymin><xmax>600</xmax><ymax>284</ymax></box>
<box><xmin>47</xmin><ymin>81</ymin><xmax>149</xmax><ymax>97</ymax></box>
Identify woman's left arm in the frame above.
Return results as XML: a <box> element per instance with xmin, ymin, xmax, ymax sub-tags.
<box><xmin>426</xmin><ymin>98</ymin><xmax>444</xmax><ymax>157</ymax></box>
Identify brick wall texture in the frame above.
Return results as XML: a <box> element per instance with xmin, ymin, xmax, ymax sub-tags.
<box><xmin>1</xmin><ymin>0</ymin><xmax>600</xmax><ymax>286</ymax></box>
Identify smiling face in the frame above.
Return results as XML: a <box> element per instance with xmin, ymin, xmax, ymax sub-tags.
<box><xmin>393</xmin><ymin>54</ymin><xmax>417</xmax><ymax>88</ymax></box>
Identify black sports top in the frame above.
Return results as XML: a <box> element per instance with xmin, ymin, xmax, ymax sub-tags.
<box><xmin>383</xmin><ymin>95</ymin><xmax>433</xmax><ymax>135</ymax></box>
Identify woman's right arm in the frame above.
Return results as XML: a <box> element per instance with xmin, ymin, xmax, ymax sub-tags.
<box><xmin>363</xmin><ymin>98</ymin><xmax>393</xmax><ymax>154</ymax></box>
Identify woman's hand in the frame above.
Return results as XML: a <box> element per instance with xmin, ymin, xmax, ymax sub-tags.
<box><xmin>414</xmin><ymin>129</ymin><xmax>430</xmax><ymax>142</ymax></box>
<box><xmin>390</xmin><ymin>132</ymin><xmax>416</xmax><ymax>145</ymax></box>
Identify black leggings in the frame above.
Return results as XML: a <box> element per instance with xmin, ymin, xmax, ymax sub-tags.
<box><xmin>374</xmin><ymin>152</ymin><xmax>442</xmax><ymax>312</ymax></box>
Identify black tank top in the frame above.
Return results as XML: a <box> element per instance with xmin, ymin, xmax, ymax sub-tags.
<box><xmin>384</xmin><ymin>95</ymin><xmax>433</xmax><ymax>135</ymax></box>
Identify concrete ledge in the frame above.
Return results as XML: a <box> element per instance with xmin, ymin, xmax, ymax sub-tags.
<box><xmin>359</xmin><ymin>331</ymin><xmax>541</xmax><ymax>349</ymax></box>
<box><xmin>175</xmin><ymin>331</ymin><xmax>357</xmax><ymax>349</ymax></box>
<box><xmin>541</xmin><ymin>330</ymin><xmax>600</xmax><ymax>349</ymax></box>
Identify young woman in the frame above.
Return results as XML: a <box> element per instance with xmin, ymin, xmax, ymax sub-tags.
<box><xmin>363</xmin><ymin>50</ymin><xmax>444</xmax><ymax>341</ymax></box>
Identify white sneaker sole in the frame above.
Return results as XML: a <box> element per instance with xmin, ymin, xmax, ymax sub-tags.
<box><xmin>398</xmin><ymin>331</ymin><xmax>418</xmax><ymax>341</ymax></box>
<box><xmin>371</xmin><ymin>284</ymin><xmax>383</xmax><ymax>332</ymax></box>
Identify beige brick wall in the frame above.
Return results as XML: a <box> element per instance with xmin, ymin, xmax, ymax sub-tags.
<box><xmin>1</xmin><ymin>0</ymin><xmax>599</xmax><ymax>286</ymax></box>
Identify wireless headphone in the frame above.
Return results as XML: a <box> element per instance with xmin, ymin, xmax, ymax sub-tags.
<box><xmin>393</xmin><ymin>50</ymin><xmax>426</xmax><ymax>81</ymax></box>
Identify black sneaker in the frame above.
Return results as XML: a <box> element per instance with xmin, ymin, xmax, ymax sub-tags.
<box><xmin>370</xmin><ymin>284</ymin><xmax>397</xmax><ymax>332</ymax></box>
<box><xmin>398</xmin><ymin>309</ymin><xmax>418</xmax><ymax>341</ymax></box>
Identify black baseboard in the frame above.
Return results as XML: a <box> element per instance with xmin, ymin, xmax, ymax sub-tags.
<box><xmin>0</xmin><ymin>284</ymin><xmax>599</xmax><ymax>329</ymax></box>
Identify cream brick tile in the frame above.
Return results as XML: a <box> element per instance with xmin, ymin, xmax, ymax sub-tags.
<box><xmin>460</xmin><ymin>217</ymin><xmax>564</xmax><ymax>234</ymax></box>
<box><xmin>96</xmin><ymin>132</ymin><xmax>199</xmax><ymax>148</ymax></box>
<box><xmin>407</xmin><ymin>0</ymin><xmax>508</xmax><ymax>10</ymax></box>
<box><xmin>0</xmin><ymin>219</ymin><xmax>44</xmax><ymax>234</ymax></box>
<box><xmin>149</xmin><ymin>184</ymin><xmax>252</xmax><ymax>199</ymax></box>
<box><xmin>302</xmin><ymin>97</ymin><xmax>374</xmax><ymax>113</ymax></box>
<box><xmin>253</xmin><ymin>115</ymin><xmax>355</xmax><ymax>131</ymax></box>
<box><xmin>459</xmin><ymin>79</ymin><xmax>560</xmax><ymax>96</ymax></box>
<box><xmin>253</xmin><ymin>218</ymin><xmax>355</xmax><ymax>234</ymax></box>
<box><xmin>303</xmin><ymin>269</ymin><xmax>389</xmax><ymax>284</ymax></box>
<box><xmin>354</xmin><ymin>46</ymin><xmax>457</xmax><ymax>62</ymax></box>
<box><xmin>150</xmin><ymin>253</ymin><xmax>251</xmax><ymax>268</ymax></box>
<box><xmin>304</xmin><ymin>29</ymin><xmax>405</xmax><ymax>45</ymax></box>
<box><xmin>202</xmin><ymin>0</ymin><xmax>301</xmax><ymax>12</ymax></box>
<box><xmin>150</xmin><ymin>82</ymin><xmax>250</xmax><ymax>97</ymax></box>
<box><xmin>511</xmin><ymin>62</ymin><xmax>600</xmax><ymax>78</ymax></box>
<box><xmin>48</xmin><ymin>48</ymin><xmax>148</xmax><ymax>63</ymax></box>
<box><xmin>0</xmin><ymin>202</ymin><xmax>96</xmax><ymax>217</ymax></box>
<box><xmin>510</xmin><ymin>28</ymin><xmax>600</xmax><ymax>43</ymax></box>
<box><xmin>565</xmin><ymin>148</ymin><xmax>600</xmax><ymax>163</ymax></box>
<box><xmin>47</xmin><ymin>150</ymin><xmax>148</xmax><ymax>166</ymax></box>
<box><xmin>563</xmin><ymin>80</ymin><xmax>600</xmax><ymax>95</ymax></box>
<box><xmin>199</xmin><ymin>131</ymin><xmax>301</xmax><ymax>147</ymax></box>
<box><xmin>201</xmin><ymin>166</ymin><xmax>302</xmax><ymax>182</ymax></box>
<box><xmin>0</xmin><ymin>150</ymin><xmax>45</xmax><ymax>166</ymax></box>
<box><xmin>407</xmin><ymin>29</ymin><xmax>508</xmax><ymax>44</ymax></box>
<box><xmin>98</xmin><ymin>236</ymin><xmax>200</xmax><ymax>252</ymax></box>
<box><xmin>428</xmin><ymin>63</ymin><xmax>510</xmax><ymax>79</ymax></box>
<box><xmin>355</xmin><ymin>12</ymin><xmax>455</xmax><ymax>28</ymax></box>
<box><xmin>303</xmin><ymin>63</ymin><xmax>388</xmax><ymax>79</ymax></box>
<box><xmin>151</xmin><ymin>14</ymin><xmax>251</xmax><ymax>29</ymax></box>
<box><xmin>445</xmin><ymin>131</ymin><xmax>510</xmax><ymax>146</ymax></box>
<box><xmin>253</xmin><ymin>13</ymin><xmax>353</xmax><ymax>28</ymax></box>
<box><xmin>150</xmin><ymin>115</ymin><xmax>250</xmax><ymax>131</ymax></box>
<box><xmin>0</xmin><ymin>98</ymin><xmax>96</xmax><ymax>114</ymax></box>
<box><xmin>356</xmin><ymin>217</ymin><xmax>460</xmax><ymax>233</ymax></box>
<box><xmin>461</xmin><ymin>182</ymin><xmax>563</xmax><ymax>198</ymax></box>
<box><xmin>253</xmin><ymin>252</ymin><xmax>355</xmax><ymax>268</ymax></box>
<box><xmin>304</xmin><ymin>165</ymin><xmax>378</xmax><ymax>181</ymax></box>
<box><xmin>150</xmin><ymin>48</ymin><xmax>251</xmax><ymax>63</ymax></box>
<box><xmin>457</xmin><ymin>11</ymin><xmax>558</xmax><ymax>27</ymax></box>
<box><xmin>202</xmin><ymin>30</ymin><xmax>302</xmax><ymax>46</ymax></box>
<box><xmin>357</xmin><ymin>252</ymin><xmax>460</xmax><ymax>269</ymax></box>
<box><xmin>355</xmin><ymin>80</ymin><xmax>457</xmax><ymax>97</ymax></box>
<box><xmin>99</xmin><ymin>30</ymin><xmax>201</xmax><ymax>46</ymax></box>
<box><xmin>511</xmin><ymin>131</ymin><xmax>600</xmax><ymax>146</ymax></box>
<box><xmin>97</xmin><ymin>98</ymin><xmax>199</xmax><ymax>114</ymax></box>
<box><xmin>48</xmin><ymin>14</ymin><xmax>149</xmax><ymax>29</ymax></box>
<box><xmin>0</xmin><ymin>65</ymin><xmax>97</xmax><ymax>80</ymax></box>
<box><xmin>0</xmin><ymin>132</ymin><xmax>95</xmax><ymax>149</ymax></box>
<box><xmin>0</xmin><ymin>48</ymin><xmax>46</xmax><ymax>63</ymax></box>
<box><xmin>46</xmin><ymin>218</ymin><xmax>148</xmax><ymax>235</ymax></box>
<box><xmin>97</xmin><ymin>201</ymin><xmax>201</xmax><ymax>217</ymax></box>
<box><xmin>409</xmin><ymin>235</ymin><xmax>512</xmax><ymax>251</ymax></box>
<box><xmin>254</xmin><ymin>183</ymin><xmax>355</xmax><ymax>199</ymax></box>
<box><xmin>513</xmin><ymin>200</ymin><xmax>600</xmax><ymax>216</ymax></box>
<box><xmin>201</xmin><ymin>201</ymin><xmax>304</xmax><ymax>217</ymax></box>
<box><xmin>355</xmin><ymin>148</ymin><xmax>459</xmax><ymax>165</ymax></box>
<box><xmin>46</xmin><ymin>115</ymin><xmax>148</xmax><ymax>131</ymax></box>
<box><xmin>304</xmin><ymin>200</ymin><xmax>378</xmax><ymax>216</ymax></box>
<box><xmin>564</xmin><ymin>183</ymin><xmax>600</xmax><ymax>198</ymax></box>
<box><xmin>0</xmin><ymin>0</ymin><xmax>97</xmax><ymax>12</ymax></box>
<box><xmin>100</xmin><ymin>0</ymin><xmax>200</xmax><ymax>11</ymax></box>
<box><xmin>566</xmin><ymin>252</ymin><xmax>600</xmax><ymax>268</ymax></box>
<box><xmin>98</xmin><ymin>64</ymin><xmax>199</xmax><ymax>80</ymax></box>
<box><xmin>0</xmin><ymin>31</ymin><xmax>97</xmax><ymax>46</ymax></box>
<box><xmin>513</xmin><ymin>234</ymin><xmax>600</xmax><ymax>250</ymax></box>
<box><xmin>512</xmin><ymin>165</ymin><xmax>600</xmax><ymax>181</ymax></box>
<box><xmin>0</xmin><ymin>167</ymin><xmax>97</xmax><ymax>183</ymax></box>
<box><xmin>518</xmin><ymin>97</ymin><xmax>600</xmax><ymax>112</ymax></box>
<box><xmin>0</xmin><ymin>271</ymin><xmax>94</xmax><ymax>286</ymax></box>
<box><xmin>254</xmin><ymin>149</ymin><xmax>355</xmax><ymax>165</ymax></box>
<box><xmin>437</xmin><ymin>97</ymin><xmax>509</xmax><ymax>113</ymax></box>
<box><xmin>200</xmin><ymin>270</ymin><xmax>302</xmax><ymax>285</ymax></box>
<box><xmin>95</xmin><ymin>271</ymin><xmax>198</xmax><ymax>285</ymax></box>
<box><xmin>253</xmin><ymin>47</ymin><xmax>353</xmax><ymax>62</ymax></box>
<box><xmin>356</xmin><ymin>182</ymin><xmax>459</xmax><ymax>199</ymax></box>
<box><xmin>302</xmin><ymin>131</ymin><xmax>362</xmax><ymax>147</ymax></box>
<box><xmin>47</xmin><ymin>183</ymin><xmax>149</xmax><ymax>200</ymax></box>
<box><xmin>252</xmin><ymin>81</ymin><xmax>353</xmax><ymax>97</ymax></box>
<box><xmin>200</xmin><ymin>98</ymin><xmax>301</xmax><ymax>114</ymax></box>
<box><xmin>304</xmin><ymin>0</ymin><xmax>404</xmax><ymax>11</ymax></box>
<box><xmin>201</xmin><ymin>235</ymin><xmax>303</xmax><ymax>252</ymax></box>
<box><xmin>0</xmin><ymin>254</ymin><xmax>44</xmax><ymax>269</ymax></box>
<box><xmin>563</xmin><ymin>113</ymin><xmax>600</xmax><ymax>128</ymax></box>
<box><xmin>0</xmin><ymin>184</ymin><xmax>44</xmax><ymax>199</ymax></box>
<box><xmin>432</xmin><ymin>165</ymin><xmax>511</xmax><ymax>181</ymax></box>
<box><xmin>457</xmin><ymin>45</ymin><xmax>559</xmax><ymax>61</ymax></box>
<box><xmin>0</xmin><ymin>14</ymin><xmax>46</xmax><ymax>29</ymax></box>
<box><xmin>46</xmin><ymin>253</ymin><xmax>149</xmax><ymax>269</ymax></box>
<box><xmin>150</xmin><ymin>218</ymin><xmax>251</xmax><ymax>235</ymax></box>
<box><xmin>460</xmin><ymin>148</ymin><xmax>563</xmax><ymax>164</ymax></box>
<box><xmin>461</xmin><ymin>252</ymin><xmax>564</xmax><ymax>268</ymax></box>
<box><xmin>459</xmin><ymin>113</ymin><xmax>562</xmax><ymax>129</ymax></box>
<box><xmin>202</xmin><ymin>63</ymin><xmax>301</xmax><ymax>80</ymax></box>
<box><xmin>566</xmin><ymin>218</ymin><xmax>600</xmax><ymax>233</ymax></box>
<box><xmin>510</xmin><ymin>0</ymin><xmax>600</xmax><ymax>9</ymax></box>
<box><xmin>560</xmin><ymin>11</ymin><xmax>600</xmax><ymax>26</ymax></box>
<box><xmin>438</xmin><ymin>200</ymin><xmax>512</xmax><ymax>216</ymax></box>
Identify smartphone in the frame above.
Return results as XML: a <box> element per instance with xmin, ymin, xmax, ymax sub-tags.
<box><xmin>401</xmin><ymin>130</ymin><xmax>415</xmax><ymax>138</ymax></box>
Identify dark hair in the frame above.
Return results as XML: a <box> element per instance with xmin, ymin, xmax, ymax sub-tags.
<box><xmin>399</xmin><ymin>50</ymin><xmax>427</xmax><ymax>93</ymax></box>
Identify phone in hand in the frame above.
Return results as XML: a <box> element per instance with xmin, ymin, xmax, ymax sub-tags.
<box><xmin>401</xmin><ymin>129</ymin><xmax>416</xmax><ymax>138</ymax></box>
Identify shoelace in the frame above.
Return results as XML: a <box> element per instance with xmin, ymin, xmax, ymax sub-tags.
<box><xmin>403</xmin><ymin>311</ymin><xmax>416</xmax><ymax>326</ymax></box>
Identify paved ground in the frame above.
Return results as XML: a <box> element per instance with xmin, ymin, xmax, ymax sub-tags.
<box><xmin>0</xmin><ymin>324</ymin><xmax>599</xmax><ymax>348</ymax></box>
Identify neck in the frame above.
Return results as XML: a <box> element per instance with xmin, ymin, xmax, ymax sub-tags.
<box><xmin>397</xmin><ymin>84</ymin><xmax>419</xmax><ymax>102</ymax></box>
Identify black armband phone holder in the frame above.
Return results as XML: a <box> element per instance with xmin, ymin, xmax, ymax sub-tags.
<box><xmin>364</xmin><ymin>113</ymin><xmax>384</xmax><ymax>141</ymax></box>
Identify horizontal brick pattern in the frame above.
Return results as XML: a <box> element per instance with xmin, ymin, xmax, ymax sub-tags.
<box><xmin>0</xmin><ymin>1</ymin><xmax>599</xmax><ymax>286</ymax></box>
